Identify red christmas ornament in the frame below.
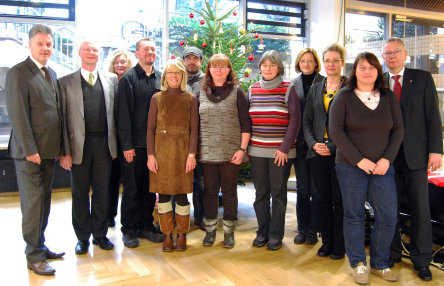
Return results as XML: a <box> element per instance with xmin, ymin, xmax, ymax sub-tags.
<box><xmin>200</xmin><ymin>19</ymin><xmax>205</xmax><ymax>25</ymax></box>
<box><xmin>202</xmin><ymin>42</ymin><xmax>207</xmax><ymax>48</ymax></box>
<box><xmin>248</xmin><ymin>54</ymin><xmax>254</xmax><ymax>61</ymax></box>
<box><xmin>254</xmin><ymin>32</ymin><xmax>259</xmax><ymax>38</ymax></box>
<box><xmin>244</xmin><ymin>72</ymin><xmax>249</xmax><ymax>77</ymax></box>
<box><xmin>179</xmin><ymin>40</ymin><xmax>185</xmax><ymax>46</ymax></box>
<box><xmin>189</xmin><ymin>13</ymin><xmax>194</xmax><ymax>18</ymax></box>
<box><xmin>170</xmin><ymin>55</ymin><xmax>176</xmax><ymax>59</ymax></box>
<box><xmin>233</xmin><ymin>11</ymin><xmax>237</xmax><ymax>16</ymax></box>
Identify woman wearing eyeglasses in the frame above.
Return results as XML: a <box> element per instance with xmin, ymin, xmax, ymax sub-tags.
<box><xmin>329</xmin><ymin>52</ymin><xmax>403</xmax><ymax>284</ymax></box>
<box><xmin>249</xmin><ymin>50</ymin><xmax>301</xmax><ymax>251</ymax></box>
<box><xmin>290</xmin><ymin>48</ymin><xmax>324</xmax><ymax>245</ymax></box>
<box><xmin>303</xmin><ymin>43</ymin><xmax>346</xmax><ymax>260</ymax></box>
<box><xmin>196</xmin><ymin>53</ymin><xmax>251</xmax><ymax>248</ymax></box>
<box><xmin>147</xmin><ymin>59</ymin><xmax>198</xmax><ymax>252</ymax></box>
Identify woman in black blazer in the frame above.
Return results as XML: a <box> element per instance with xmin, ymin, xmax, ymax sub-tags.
<box><xmin>303</xmin><ymin>43</ymin><xmax>346</xmax><ymax>260</ymax></box>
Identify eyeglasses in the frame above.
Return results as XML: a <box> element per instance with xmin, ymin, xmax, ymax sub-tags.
<box><xmin>323</xmin><ymin>59</ymin><xmax>342</xmax><ymax>64</ymax></box>
<box><xmin>80</xmin><ymin>48</ymin><xmax>100</xmax><ymax>55</ymax></box>
<box><xmin>210</xmin><ymin>66</ymin><xmax>229</xmax><ymax>70</ymax></box>
<box><xmin>165</xmin><ymin>71</ymin><xmax>182</xmax><ymax>76</ymax></box>
<box><xmin>261</xmin><ymin>64</ymin><xmax>277</xmax><ymax>70</ymax></box>
<box><xmin>382</xmin><ymin>50</ymin><xmax>404</xmax><ymax>57</ymax></box>
<box><xmin>114</xmin><ymin>60</ymin><xmax>127</xmax><ymax>66</ymax></box>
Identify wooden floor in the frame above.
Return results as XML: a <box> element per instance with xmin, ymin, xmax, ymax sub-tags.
<box><xmin>0</xmin><ymin>183</ymin><xmax>443</xmax><ymax>286</ymax></box>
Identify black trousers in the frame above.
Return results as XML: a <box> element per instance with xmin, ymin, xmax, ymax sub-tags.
<box><xmin>294</xmin><ymin>145</ymin><xmax>317</xmax><ymax>234</ymax></box>
<box><xmin>201</xmin><ymin>162</ymin><xmax>240</xmax><ymax>220</ymax></box>
<box><xmin>120</xmin><ymin>147</ymin><xmax>156</xmax><ymax>235</ymax></box>
<box><xmin>310</xmin><ymin>155</ymin><xmax>344</xmax><ymax>251</ymax></box>
<box><xmin>250</xmin><ymin>156</ymin><xmax>294</xmax><ymax>240</ymax></box>
<box><xmin>71</xmin><ymin>134</ymin><xmax>112</xmax><ymax>241</ymax></box>
<box><xmin>192</xmin><ymin>164</ymin><xmax>204</xmax><ymax>220</ymax></box>
<box><xmin>391</xmin><ymin>150</ymin><xmax>432</xmax><ymax>268</ymax></box>
<box><xmin>14</xmin><ymin>158</ymin><xmax>55</xmax><ymax>263</ymax></box>
<box><xmin>108</xmin><ymin>148</ymin><xmax>122</xmax><ymax>220</ymax></box>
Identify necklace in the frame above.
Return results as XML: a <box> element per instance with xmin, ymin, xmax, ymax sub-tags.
<box><xmin>324</xmin><ymin>78</ymin><xmax>344</xmax><ymax>98</ymax></box>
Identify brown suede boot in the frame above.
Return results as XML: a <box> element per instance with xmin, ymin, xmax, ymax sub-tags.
<box><xmin>158</xmin><ymin>202</ymin><xmax>174</xmax><ymax>252</ymax></box>
<box><xmin>174</xmin><ymin>204</ymin><xmax>190</xmax><ymax>251</ymax></box>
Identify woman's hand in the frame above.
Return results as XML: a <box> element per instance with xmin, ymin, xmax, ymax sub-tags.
<box><xmin>373</xmin><ymin>158</ymin><xmax>390</xmax><ymax>175</ymax></box>
<box><xmin>231</xmin><ymin>150</ymin><xmax>245</xmax><ymax>165</ymax></box>
<box><xmin>186</xmin><ymin>156</ymin><xmax>196</xmax><ymax>173</ymax></box>
<box><xmin>273</xmin><ymin>149</ymin><xmax>288</xmax><ymax>166</ymax></box>
<box><xmin>357</xmin><ymin>158</ymin><xmax>376</xmax><ymax>175</ymax></box>
<box><xmin>313</xmin><ymin>143</ymin><xmax>331</xmax><ymax>156</ymax></box>
<box><xmin>147</xmin><ymin>154</ymin><xmax>158</xmax><ymax>173</ymax></box>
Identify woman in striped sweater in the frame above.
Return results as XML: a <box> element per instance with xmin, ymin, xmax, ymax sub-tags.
<box><xmin>248</xmin><ymin>50</ymin><xmax>301</xmax><ymax>251</ymax></box>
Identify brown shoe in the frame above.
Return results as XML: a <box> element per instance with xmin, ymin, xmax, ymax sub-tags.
<box><xmin>46</xmin><ymin>249</ymin><xmax>65</xmax><ymax>259</ymax></box>
<box><xmin>158</xmin><ymin>202</ymin><xmax>175</xmax><ymax>252</ymax></box>
<box><xmin>27</xmin><ymin>261</ymin><xmax>55</xmax><ymax>276</ymax></box>
<box><xmin>162</xmin><ymin>234</ymin><xmax>174</xmax><ymax>252</ymax></box>
<box><xmin>370</xmin><ymin>267</ymin><xmax>399</xmax><ymax>282</ymax></box>
<box><xmin>174</xmin><ymin>204</ymin><xmax>190</xmax><ymax>251</ymax></box>
<box><xmin>351</xmin><ymin>262</ymin><xmax>369</xmax><ymax>285</ymax></box>
<box><xmin>175</xmin><ymin>233</ymin><xmax>187</xmax><ymax>251</ymax></box>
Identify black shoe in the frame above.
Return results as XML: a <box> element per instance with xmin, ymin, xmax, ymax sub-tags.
<box><xmin>293</xmin><ymin>233</ymin><xmax>306</xmax><ymax>244</ymax></box>
<box><xmin>329</xmin><ymin>248</ymin><xmax>345</xmax><ymax>260</ymax></box>
<box><xmin>317</xmin><ymin>245</ymin><xmax>332</xmax><ymax>257</ymax></box>
<box><xmin>137</xmin><ymin>229</ymin><xmax>163</xmax><ymax>243</ymax></box>
<box><xmin>267</xmin><ymin>239</ymin><xmax>282</xmax><ymax>251</ymax></box>
<box><xmin>415</xmin><ymin>267</ymin><xmax>432</xmax><ymax>281</ymax></box>
<box><xmin>108</xmin><ymin>218</ymin><xmax>116</xmax><ymax>227</ymax></box>
<box><xmin>305</xmin><ymin>233</ymin><xmax>318</xmax><ymax>245</ymax></box>
<box><xmin>388</xmin><ymin>256</ymin><xmax>402</xmax><ymax>268</ymax></box>
<box><xmin>224</xmin><ymin>232</ymin><xmax>235</xmax><ymax>248</ymax></box>
<box><xmin>203</xmin><ymin>230</ymin><xmax>216</xmax><ymax>246</ymax></box>
<box><xmin>92</xmin><ymin>237</ymin><xmax>114</xmax><ymax>250</ymax></box>
<box><xmin>75</xmin><ymin>240</ymin><xmax>89</xmax><ymax>254</ymax></box>
<box><xmin>252</xmin><ymin>236</ymin><xmax>268</xmax><ymax>248</ymax></box>
<box><xmin>122</xmin><ymin>233</ymin><xmax>139</xmax><ymax>248</ymax></box>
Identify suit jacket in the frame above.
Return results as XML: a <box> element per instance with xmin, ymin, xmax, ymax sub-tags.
<box><xmin>6</xmin><ymin>57</ymin><xmax>63</xmax><ymax>159</ymax></box>
<box><xmin>385</xmin><ymin>68</ymin><xmax>443</xmax><ymax>170</ymax></box>
<box><xmin>303</xmin><ymin>77</ymin><xmax>347</xmax><ymax>159</ymax></box>
<box><xmin>291</xmin><ymin>72</ymin><xmax>324</xmax><ymax>147</ymax></box>
<box><xmin>59</xmin><ymin>69</ymin><xmax>118</xmax><ymax>165</ymax></box>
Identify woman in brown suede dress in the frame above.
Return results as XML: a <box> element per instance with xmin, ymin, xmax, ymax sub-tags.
<box><xmin>147</xmin><ymin>59</ymin><xmax>198</xmax><ymax>252</ymax></box>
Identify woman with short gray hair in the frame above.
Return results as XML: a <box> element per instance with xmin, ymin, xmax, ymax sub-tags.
<box><xmin>248</xmin><ymin>50</ymin><xmax>301</xmax><ymax>251</ymax></box>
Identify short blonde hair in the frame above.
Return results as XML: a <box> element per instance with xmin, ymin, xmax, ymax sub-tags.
<box><xmin>295</xmin><ymin>48</ymin><xmax>321</xmax><ymax>73</ymax></box>
<box><xmin>108</xmin><ymin>50</ymin><xmax>133</xmax><ymax>74</ymax></box>
<box><xmin>322</xmin><ymin>43</ymin><xmax>346</xmax><ymax>61</ymax></box>
<box><xmin>161</xmin><ymin>59</ymin><xmax>188</xmax><ymax>91</ymax></box>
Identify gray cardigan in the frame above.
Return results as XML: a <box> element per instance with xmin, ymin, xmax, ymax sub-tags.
<box><xmin>303</xmin><ymin>77</ymin><xmax>346</xmax><ymax>159</ymax></box>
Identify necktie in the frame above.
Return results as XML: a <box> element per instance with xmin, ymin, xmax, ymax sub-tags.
<box><xmin>392</xmin><ymin>75</ymin><xmax>402</xmax><ymax>102</ymax></box>
<box><xmin>88</xmin><ymin>73</ymin><xmax>94</xmax><ymax>85</ymax></box>
<box><xmin>41</xmin><ymin>67</ymin><xmax>54</xmax><ymax>90</ymax></box>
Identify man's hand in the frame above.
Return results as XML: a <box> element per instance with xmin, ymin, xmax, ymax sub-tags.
<box><xmin>26</xmin><ymin>153</ymin><xmax>41</xmax><ymax>165</ymax></box>
<box><xmin>60</xmin><ymin>154</ymin><xmax>72</xmax><ymax>170</ymax></box>
<box><xmin>428</xmin><ymin>153</ymin><xmax>442</xmax><ymax>172</ymax></box>
<box><xmin>124</xmin><ymin>149</ymin><xmax>136</xmax><ymax>163</ymax></box>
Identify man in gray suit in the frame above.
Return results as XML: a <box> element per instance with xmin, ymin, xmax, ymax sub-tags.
<box><xmin>6</xmin><ymin>24</ymin><xmax>65</xmax><ymax>276</ymax></box>
<box><xmin>59</xmin><ymin>41</ymin><xmax>118</xmax><ymax>255</ymax></box>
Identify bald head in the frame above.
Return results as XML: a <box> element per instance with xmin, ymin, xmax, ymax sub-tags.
<box><xmin>79</xmin><ymin>41</ymin><xmax>100</xmax><ymax>71</ymax></box>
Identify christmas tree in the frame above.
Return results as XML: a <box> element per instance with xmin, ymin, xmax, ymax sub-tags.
<box><xmin>174</xmin><ymin>0</ymin><xmax>259</xmax><ymax>91</ymax></box>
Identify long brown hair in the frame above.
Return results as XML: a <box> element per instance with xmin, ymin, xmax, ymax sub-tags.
<box><xmin>202</xmin><ymin>53</ymin><xmax>238</xmax><ymax>90</ymax></box>
<box><xmin>347</xmin><ymin>52</ymin><xmax>385</xmax><ymax>91</ymax></box>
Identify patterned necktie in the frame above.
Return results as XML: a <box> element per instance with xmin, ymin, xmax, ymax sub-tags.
<box><xmin>392</xmin><ymin>75</ymin><xmax>402</xmax><ymax>102</ymax></box>
<box><xmin>88</xmin><ymin>73</ymin><xmax>94</xmax><ymax>85</ymax></box>
<box><xmin>41</xmin><ymin>67</ymin><xmax>54</xmax><ymax>90</ymax></box>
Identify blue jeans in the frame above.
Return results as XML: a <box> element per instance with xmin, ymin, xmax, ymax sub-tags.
<box><xmin>335</xmin><ymin>164</ymin><xmax>397</xmax><ymax>269</ymax></box>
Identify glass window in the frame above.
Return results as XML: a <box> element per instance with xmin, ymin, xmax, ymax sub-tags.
<box><xmin>0</xmin><ymin>0</ymin><xmax>74</xmax><ymax>20</ymax></box>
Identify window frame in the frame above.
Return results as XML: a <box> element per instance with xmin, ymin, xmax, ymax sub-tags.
<box><xmin>0</xmin><ymin>0</ymin><xmax>75</xmax><ymax>21</ymax></box>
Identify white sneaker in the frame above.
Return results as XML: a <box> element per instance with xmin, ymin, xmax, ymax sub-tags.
<box><xmin>370</xmin><ymin>267</ymin><xmax>399</xmax><ymax>282</ymax></box>
<box><xmin>351</xmin><ymin>262</ymin><xmax>369</xmax><ymax>285</ymax></box>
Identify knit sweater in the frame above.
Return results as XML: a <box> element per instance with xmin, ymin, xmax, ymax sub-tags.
<box><xmin>248</xmin><ymin>76</ymin><xmax>300</xmax><ymax>158</ymax></box>
<box><xmin>329</xmin><ymin>87</ymin><xmax>404</xmax><ymax>166</ymax></box>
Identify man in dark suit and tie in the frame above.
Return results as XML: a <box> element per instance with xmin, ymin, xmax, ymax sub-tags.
<box><xmin>59</xmin><ymin>41</ymin><xmax>118</xmax><ymax>255</ymax></box>
<box><xmin>382</xmin><ymin>37</ymin><xmax>442</xmax><ymax>281</ymax></box>
<box><xmin>6</xmin><ymin>24</ymin><xmax>65</xmax><ymax>276</ymax></box>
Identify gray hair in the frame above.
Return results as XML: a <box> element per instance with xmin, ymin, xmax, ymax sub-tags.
<box><xmin>29</xmin><ymin>24</ymin><xmax>53</xmax><ymax>42</ymax></box>
<box><xmin>259</xmin><ymin>50</ymin><xmax>285</xmax><ymax>76</ymax></box>
<box><xmin>383</xmin><ymin>37</ymin><xmax>405</xmax><ymax>49</ymax></box>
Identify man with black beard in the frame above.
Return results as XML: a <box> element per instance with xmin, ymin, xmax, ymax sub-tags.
<box><xmin>182</xmin><ymin>47</ymin><xmax>205</xmax><ymax>228</ymax></box>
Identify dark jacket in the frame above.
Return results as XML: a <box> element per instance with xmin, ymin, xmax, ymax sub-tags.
<box><xmin>116</xmin><ymin>64</ymin><xmax>161</xmax><ymax>151</ymax></box>
<box><xmin>291</xmin><ymin>72</ymin><xmax>324</xmax><ymax>148</ymax></box>
<box><xmin>187</xmin><ymin>71</ymin><xmax>204</xmax><ymax>95</ymax></box>
<box><xmin>303</xmin><ymin>76</ymin><xmax>346</xmax><ymax>159</ymax></box>
<box><xmin>385</xmin><ymin>68</ymin><xmax>443</xmax><ymax>170</ymax></box>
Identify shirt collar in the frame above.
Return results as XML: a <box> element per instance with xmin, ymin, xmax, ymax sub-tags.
<box><xmin>389</xmin><ymin>67</ymin><xmax>405</xmax><ymax>78</ymax></box>
<box><xmin>80</xmin><ymin>67</ymin><xmax>98</xmax><ymax>82</ymax></box>
<box><xmin>30</xmin><ymin>56</ymin><xmax>45</xmax><ymax>70</ymax></box>
<box><xmin>135</xmin><ymin>63</ymin><xmax>158</xmax><ymax>78</ymax></box>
